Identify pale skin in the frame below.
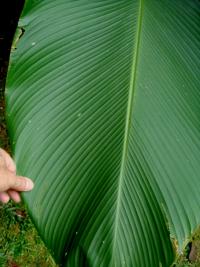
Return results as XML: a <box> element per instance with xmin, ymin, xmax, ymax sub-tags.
<box><xmin>0</xmin><ymin>148</ymin><xmax>34</xmax><ymax>203</ymax></box>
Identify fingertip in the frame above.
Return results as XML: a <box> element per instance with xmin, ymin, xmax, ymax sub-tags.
<box><xmin>13</xmin><ymin>176</ymin><xmax>34</xmax><ymax>192</ymax></box>
<box><xmin>24</xmin><ymin>178</ymin><xmax>34</xmax><ymax>191</ymax></box>
<box><xmin>0</xmin><ymin>192</ymin><xmax>10</xmax><ymax>203</ymax></box>
<box><xmin>8</xmin><ymin>190</ymin><xmax>21</xmax><ymax>203</ymax></box>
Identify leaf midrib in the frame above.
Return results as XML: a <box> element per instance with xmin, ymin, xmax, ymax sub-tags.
<box><xmin>111</xmin><ymin>0</ymin><xmax>143</xmax><ymax>262</ymax></box>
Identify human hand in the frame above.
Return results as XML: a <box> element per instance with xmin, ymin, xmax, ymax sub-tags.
<box><xmin>0</xmin><ymin>148</ymin><xmax>34</xmax><ymax>203</ymax></box>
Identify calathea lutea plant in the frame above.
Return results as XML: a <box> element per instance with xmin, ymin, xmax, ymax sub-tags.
<box><xmin>5</xmin><ymin>0</ymin><xmax>200</xmax><ymax>266</ymax></box>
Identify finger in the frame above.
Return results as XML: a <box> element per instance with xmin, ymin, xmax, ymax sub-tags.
<box><xmin>0</xmin><ymin>192</ymin><xmax>10</xmax><ymax>203</ymax></box>
<box><xmin>0</xmin><ymin>148</ymin><xmax>16</xmax><ymax>173</ymax></box>
<box><xmin>0</xmin><ymin>169</ymin><xmax>17</xmax><ymax>191</ymax></box>
<box><xmin>0</xmin><ymin>169</ymin><xmax>34</xmax><ymax>192</ymax></box>
<box><xmin>8</xmin><ymin>190</ymin><xmax>21</xmax><ymax>203</ymax></box>
<box><xmin>10</xmin><ymin>176</ymin><xmax>34</xmax><ymax>192</ymax></box>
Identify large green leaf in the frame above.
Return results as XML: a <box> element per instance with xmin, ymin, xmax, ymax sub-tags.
<box><xmin>5</xmin><ymin>0</ymin><xmax>200</xmax><ymax>266</ymax></box>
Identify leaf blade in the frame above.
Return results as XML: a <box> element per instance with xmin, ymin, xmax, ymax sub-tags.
<box><xmin>6</xmin><ymin>0</ymin><xmax>200</xmax><ymax>266</ymax></box>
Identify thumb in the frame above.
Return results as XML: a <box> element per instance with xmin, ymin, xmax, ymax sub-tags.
<box><xmin>10</xmin><ymin>175</ymin><xmax>34</xmax><ymax>192</ymax></box>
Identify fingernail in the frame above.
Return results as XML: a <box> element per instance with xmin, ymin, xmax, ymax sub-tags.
<box><xmin>25</xmin><ymin>178</ymin><xmax>34</xmax><ymax>190</ymax></box>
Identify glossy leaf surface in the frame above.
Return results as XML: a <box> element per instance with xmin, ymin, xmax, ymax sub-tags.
<box><xmin>6</xmin><ymin>1</ymin><xmax>200</xmax><ymax>266</ymax></box>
